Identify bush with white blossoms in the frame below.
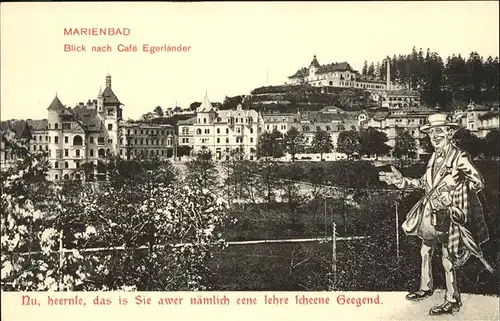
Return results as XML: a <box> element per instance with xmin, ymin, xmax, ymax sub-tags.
<box><xmin>1</xmin><ymin>151</ymin><xmax>93</xmax><ymax>291</ymax></box>
<box><xmin>1</xmin><ymin>149</ymin><xmax>231</xmax><ymax>291</ymax></box>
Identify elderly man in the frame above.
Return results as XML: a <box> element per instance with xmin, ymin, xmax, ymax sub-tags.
<box><xmin>379</xmin><ymin>113</ymin><xmax>490</xmax><ymax>316</ymax></box>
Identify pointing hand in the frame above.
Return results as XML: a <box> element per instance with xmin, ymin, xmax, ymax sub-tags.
<box><xmin>379</xmin><ymin>166</ymin><xmax>404</xmax><ymax>186</ymax></box>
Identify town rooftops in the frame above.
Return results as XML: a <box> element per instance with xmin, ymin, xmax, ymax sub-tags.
<box><xmin>0</xmin><ymin>120</ymin><xmax>31</xmax><ymax>139</ymax></box>
<box><xmin>27</xmin><ymin>119</ymin><xmax>48</xmax><ymax>131</ymax></box>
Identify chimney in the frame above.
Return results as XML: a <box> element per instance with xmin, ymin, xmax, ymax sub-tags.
<box><xmin>105</xmin><ymin>73</ymin><xmax>111</xmax><ymax>89</ymax></box>
<box><xmin>386</xmin><ymin>57</ymin><xmax>391</xmax><ymax>91</ymax></box>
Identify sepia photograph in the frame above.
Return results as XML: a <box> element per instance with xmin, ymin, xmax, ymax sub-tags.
<box><xmin>1</xmin><ymin>1</ymin><xmax>499</xmax><ymax>320</ymax></box>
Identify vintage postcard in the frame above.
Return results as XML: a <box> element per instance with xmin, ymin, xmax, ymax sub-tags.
<box><xmin>1</xmin><ymin>1</ymin><xmax>499</xmax><ymax>320</ymax></box>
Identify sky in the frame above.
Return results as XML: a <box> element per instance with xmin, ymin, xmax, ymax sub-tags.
<box><xmin>1</xmin><ymin>1</ymin><xmax>499</xmax><ymax>121</ymax></box>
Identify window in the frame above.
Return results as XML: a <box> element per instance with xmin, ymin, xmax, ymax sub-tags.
<box><xmin>55</xmin><ymin>124</ymin><xmax>59</xmax><ymax>129</ymax></box>
<box><xmin>75</xmin><ymin>161</ymin><xmax>80</xmax><ymax>168</ymax></box>
<box><xmin>90</xmin><ymin>149</ymin><xmax>94</xmax><ymax>157</ymax></box>
<box><xmin>204</xmin><ymin>129</ymin><xmax>210</xmax><ymax>134</ymax></box>
<box><xmin>108</xmin><ymin>124</ymin><xmax>113</xmax><ymax>130</ymax></box>
<box><xmin>62</xmin><ymin>123</ymin><xmax>70</xmax><ymax>130</ymax></box>
<box><xmin>226</xmin><ymin>128</ymin><xmax>229</xmax><ymax>134</ymax></box>
<box><xmin>64</xmin><ymin>136</ymin><xmax>69</xmax><ymax>143</ymax></box>
<box><xmin>203</xmin><ymin>118</ymin><xmax>207</xmax><ymax>124</ymax></box>
<box><xmin>54</xmin><ymin>162</ymin><xmax>59</xmax><ymax>169</ymax></box>
<box><xmin>250</xmin><ymin>128</ymin><xmax>254</xmax><ymax>134</ymax></box>
<box><xmin>90</xmin><ymin>137</ymin><xmax>94</xmax><ymax>143</ymax></box>
<box><xmin>76</xmin><ymin>149</ymin><xmax>80</xmax><ymax>157</ymax></box>
<box><xmin>226</xmin><ymin>138</ymin><xmax>229</xmax><ymax>144</ymax></box>
<box><xmin>236</xmin><ymin>137</ymin><xmax>243</xmax><ymax>143</ymax></box>
<box><xmin>217</xmin><ymin>138</ymin><xmax>220</xmax><ymax>143</ymax></box>
<box><xmin>64</xmin><ymin>162</ymin><xmax>69</xmax><ymax>168</ymax></box>
<box><xmin>64</xmin><ymin>149</ymin><xmax>69</xmax><ymax>157</ymax></box>
<box><xmin>98</xmin><ymin>137</ymin><xmax>105</xmax><ymax>145</ymax></box>
<box><xmin>55</xmin><ymin>174</ymin><xmax>59</xmax><ymax>180</ymax></box>
<box><xmin>250</xmin><ymin>137</ymin><xmax>253</xmax><ymax>143</ymax></box>
<box><xmin>217</xmin><ymin>128</ymin><xmax>220</xmax><ymax>134</ymax></box>
<box><xmin>73</xmin><ymin>135</ymin><xmax>83</xmax><ymax>146</ymax></box>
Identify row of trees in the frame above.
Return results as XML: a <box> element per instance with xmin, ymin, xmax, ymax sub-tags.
<box><xmin>256</xmin><ymin>127</ymin><xmax>391</xmax><ymax>161</ymax></box>
<box><xmin>369</xmin><ymin>47</ymin><xmax>499</xmax><ymax>107</ymax></box>
<box><xmin>256</xmin><ymin>125</ymin><xmax>500</xmax><ymax>162</ymax></box>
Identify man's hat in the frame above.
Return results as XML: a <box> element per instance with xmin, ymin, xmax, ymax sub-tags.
<box><xmin>420</xmin><ymin>113</ymin><xmax>461</xmax><ymax>132</ymax></box>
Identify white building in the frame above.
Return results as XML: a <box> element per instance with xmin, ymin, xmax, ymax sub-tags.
<box><xmin>287</xmin><ymin>55</ymin><xmax>388</xmax><ymax>91</ymax></box>
<box><xmin>179</xmin><ymin>93</ymin><xmax>263</xmax><ymax>161</ymax></box>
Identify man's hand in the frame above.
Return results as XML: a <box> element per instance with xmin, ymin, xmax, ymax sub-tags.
<box><xmin>379</xmin><ymin>166</ymin><xmax>404</xmax><ymax>186</ymax></box>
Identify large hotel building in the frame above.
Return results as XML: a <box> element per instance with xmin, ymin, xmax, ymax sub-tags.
<box><xmin>1</xmin><ymin>74</ymin><xmax>175</xmax><ymax>181</ymax></box>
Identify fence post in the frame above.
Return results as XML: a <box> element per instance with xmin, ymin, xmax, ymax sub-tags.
<box><xmin>395</xmin><ymin>200</ymin><xmax>400</xmax><ymax>262</ymax></box>
<box><xmin>58</xmin><ymin>229</ymin><xmax>64</xmax><ymax>291</ymax></box>
<box><xmin>332</xmin><ymin>222</ymin><xmax>337</xmax><ymax>291</ymax></box>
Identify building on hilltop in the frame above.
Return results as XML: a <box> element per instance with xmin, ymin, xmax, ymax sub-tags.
<box><xmin>287</xmin><ymin>54</ymin><xmax>389</xmax><ymax>91</ymax></box>
<box><xmin>378</xmin><ymin>90</ymin><xmax>421</xmax><ymax>109</ymax></box>
<box><xmin>177</xmin><ymin>93</ymin><xmax>263</xmax><ymax>161</ymax></box>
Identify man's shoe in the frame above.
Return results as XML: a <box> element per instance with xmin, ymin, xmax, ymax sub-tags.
<box><xmin>429</xmin><ymin>300</ymin><xmax>461</xmax><ymax>315</ymax></box>
<box><xmin>405</xmin><ymin>289</ymin><xmax>434</xmax><ymax>301</ymax></box>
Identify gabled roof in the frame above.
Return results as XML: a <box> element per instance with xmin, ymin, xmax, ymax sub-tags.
<box><xmin>288</xmin><ymin>58</ymin><xmax>355</xmax><ymax>79</ymax></box>
<box><xmin>319</xmin><ymin>106</ymin><xmax>345</xmax><ymax>114</ymax></box>
<box><xmin>27</xmin><ymin>119</ymin><xmax>48</xmax><ymax>131</ymax></box>
<box><xmin>102</xmin><ymin>87</ymin><xmax>122</xmax><ymax>105</ymax></box>
<box><xmin>72</xmin><ymin>106</ymin><xmax>103</xmax><ymax>131</ymax></box>
<box><xmin>47</xmin><ymin>95</ymin><xmax>65</xmax><ymax>111</ymax></box>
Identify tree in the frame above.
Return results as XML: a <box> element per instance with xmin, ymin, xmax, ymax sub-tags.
<box><xmin>185</xmin><ymin>147</ymin><xmax>220</xmax><ymax>191</ymax></box>
<box><xmin>140</xmin><ymin>112</ymin><xmax>156</xmax><ymax>122</ymax></box>
<box><xmin>310</xmin><ymin>129</ymin><xmax>334</xmax><ymax>161</ymax></box>
<box><xmin>483</xmin><ymin>129</ymin><xmax>499</xmax><ymax>159</ymax></box>
<box><xmin>367</xmin><ymin>62</ymin><xmax>375</xmax><ymax>77</ymax></box>
<box><xmin>189</xmin><ymin>102</ymin><xmax>201</xmax><ymax>111</ymax></box>
<box><xmin>153</xmin><ymin>106</ymin><xmax>164</xmax><ymax>117</ymax></box>
<box><xmin>177</xmin><ymin>145</ymin><xmax>192</xmax><ymax>157</ymax></box>
<box><xmin>362</xmin><ymin>60</ymin><xmax>368</xmax><ymax>75</ymax></box>
<box><xmin>453</xmin><ymin>128</ymin><xmax>485</xmax><ymax>159</ymax></box>
<box><xmin>336</xmin><ymin>130</ymin><xmax>360</xmax><ymax>160</ymax></box>
<box><xmin>257</xmin><ymin>129</ymin><xmax>285</xmax><ymax>159</ymax></box>
<box><xmin>283</xmin><ymin>127</ymin><xmax>306</xmax><ymax>162</ymax></box>
<box><xmin>393</xmin><ymin>130</ymin><xmax>417</xmax><ymax>160</ymax></box>
<box><xmin>359</xmin><ymin>127</ymin><xmax>390</xmax><ymax>159</ymax></box>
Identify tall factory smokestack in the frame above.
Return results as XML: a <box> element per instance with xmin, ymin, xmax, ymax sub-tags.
<box><xmin>386</xmin><ymin>57</ymin><xmax>391</xmax><ymax>91</ymax></box>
